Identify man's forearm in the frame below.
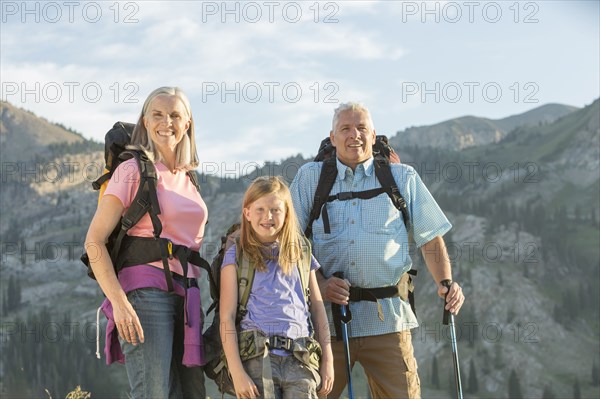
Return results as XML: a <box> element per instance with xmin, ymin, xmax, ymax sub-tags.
<box><xmin>421</xmin><ymin>235</ymin><xmax>452</xmax><ymax>286</ymax></box>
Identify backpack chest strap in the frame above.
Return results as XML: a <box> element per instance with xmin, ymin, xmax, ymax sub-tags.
<box><xmin>321</xmin><ymin>188</ymin><xmax>387</xmax><ymax>234</ymax></box>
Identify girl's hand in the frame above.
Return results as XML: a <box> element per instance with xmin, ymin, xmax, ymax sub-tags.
<box><xmin>317</xmin><ymin>357</ymin><xmax>334</xmax><ymax>396</ymax></box>
<box><xmin>232</xmin><ymin>370</ymin><xmax>260</xmax><ymax>399</ymax></box>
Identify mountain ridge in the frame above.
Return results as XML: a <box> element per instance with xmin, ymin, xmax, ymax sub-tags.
<box><xmin>0</xmin><ymin>101</ymin><xmax>89</xmax><ymax>164</ymax></box>
<box><xmin>389</xmin><ymin>102</ymin><xmax>580</xmax><ymax>151</ymax></box>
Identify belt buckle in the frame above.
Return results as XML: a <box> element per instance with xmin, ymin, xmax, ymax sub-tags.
<box><xmin>337</xmin><ymin>192</ymin><xmax>353</xmax><ymax>201</ymax></box>
<box><xmin>272</xmin><ymin>335</ymin><xmax>292</xmax><ymax>351</ymax></box>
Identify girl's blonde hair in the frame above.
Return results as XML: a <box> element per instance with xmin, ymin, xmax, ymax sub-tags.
<box><xmin>129</xmin><ymin>86</ymin><xmax>199</xmax><ymax>171</ymax></box>
<box><xmin>240</xmin><ymin>176</ymin><xmax>304</xmax><ymax>274</ymax></box>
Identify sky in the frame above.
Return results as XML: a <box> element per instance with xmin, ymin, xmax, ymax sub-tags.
<box><xmin>1</xmin><ymin>0</ymin><xmax>599</xmax><ymax>176</ymax></box>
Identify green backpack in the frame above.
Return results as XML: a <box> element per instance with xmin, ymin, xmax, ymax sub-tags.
<box><xmin>202</xmin><ymin>224</ymin><xmax>315</xmax><ymax>395</ymax></box>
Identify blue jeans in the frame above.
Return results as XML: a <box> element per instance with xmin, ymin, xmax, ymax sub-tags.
<box><xmin>120</xmin><ymin>288</ymin><xmax>205</xmax><ymax>399</ymax></box>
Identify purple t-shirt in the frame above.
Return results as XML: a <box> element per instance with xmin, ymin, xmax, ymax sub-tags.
<box><xmin>222</xmin><ymin>242</ymin><xmax>319</xmax><ymax>340</ymax></box>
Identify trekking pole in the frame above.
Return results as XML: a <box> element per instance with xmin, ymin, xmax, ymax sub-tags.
<box><xmin>441</xmin><ymin>279</ymin><xmax>463</xmax><ymax>399</ymax></box>
<box><xmin>333</xmin><ymin>272</ymin><xmax>354</xmax><ymax>399</ymax></box>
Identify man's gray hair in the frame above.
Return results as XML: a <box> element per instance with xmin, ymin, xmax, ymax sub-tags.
<box><xmin>332</xmin><ymin>102</ymin><xmax>375</xmax><ymax>131</ymax></box>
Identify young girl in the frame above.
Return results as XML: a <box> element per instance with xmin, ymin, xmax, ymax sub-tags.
<box><xmin>220</xmin><ymin>176</ymin><xmax>334</xmax><ymax>399</ymax></box>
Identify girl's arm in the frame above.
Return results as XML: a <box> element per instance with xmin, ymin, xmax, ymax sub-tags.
<box><xmin>84</xmin><ymin>194</ymin><xmax>144</xmax><ymax>345</ymax></box>
<box><xmin>308</xmin><ymin>270</ymin><xmax>334</xmax><ymax>396</ymax></box>
<box><xmin>220</xmin><ymin>263</ymin><xmax>260</xmax><ymax>399</ymax></box>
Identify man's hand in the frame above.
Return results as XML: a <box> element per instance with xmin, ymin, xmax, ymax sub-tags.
<box><xmin>438</xmin><ymin>281</ymin><xmax>464</xmax><ymax>315</ymax></box>
<box><xmin>317</xmin><ymin>272</ymin><xmax>350</xmax><ymax>305</ymax></box>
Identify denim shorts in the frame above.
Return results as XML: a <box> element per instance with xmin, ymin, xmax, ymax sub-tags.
<box><xmin>244</xmin><ymin>353</ymin><xmax>318</xmax><ymax>399</ymax></box>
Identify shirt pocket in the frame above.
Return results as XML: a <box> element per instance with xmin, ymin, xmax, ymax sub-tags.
<box><xmin>312</xmin><ymin>200</ymin><xmax>346</xmax><ymax>241</ymax></box>
<box><xmin>360</xmin><ymin>194</ymin><xmax>403</xmax><ymax>234</ymax></box>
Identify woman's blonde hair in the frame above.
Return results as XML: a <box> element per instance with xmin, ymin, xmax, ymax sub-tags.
<box><xmin>129</xmin><ymin>86</ymin><xmax>199</xmax><ymax>170</ymax></box>
<box><xmin>240</xmin><ymin>176</ymin><xmax>304</xmax><ymax>274</ymax></box>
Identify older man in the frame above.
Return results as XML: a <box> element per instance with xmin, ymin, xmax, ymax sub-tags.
<box><xmin>290</xmin><ymin>102</ymin><xmax>464</xmax><ymax>398</ymax></box>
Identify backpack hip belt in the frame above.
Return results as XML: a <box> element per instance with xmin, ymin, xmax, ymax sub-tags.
<box><xmin>115</xmin><ymin>235</ymin><xmax>209</xmax><ymax>288</ymax></box>
<box><xmin>213</xmin><ymin>329</ymin><xmax>322</xmax><ymax>397</ymax></box>
<box><xmin>236</xmin><ymin>331</ymin><xmax>322</xmax><ymax>369</ymax></box>
<box><xmin>348</xmin><ymin>269</ymin><xmax>416</xmax><ymax>308</ymax></box>
<box><xmin>331</xmin><ymin>270</ymin><xmax>418</xmax><ymax>339</ymax></box>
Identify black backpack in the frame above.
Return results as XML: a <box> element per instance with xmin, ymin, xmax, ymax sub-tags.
<box><xmin>80</xmin><ymin>122</ymin><xmax>209</xmax><ymax>291</ymax></box>
<box><xmin>305</xmin><ymin>135</ymin><xmax>410</xmax><ymax>239</ymax></box>
<box><xmin>305</xmin><ymin>135</ymin><xmax>418</xmax><ymax>319</ymax></box>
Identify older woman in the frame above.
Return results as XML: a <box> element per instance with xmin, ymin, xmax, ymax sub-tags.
<box><xmin>85</xmin><ymin>87</ymin><xmax>207</xmax><ymax>398</ymax></box>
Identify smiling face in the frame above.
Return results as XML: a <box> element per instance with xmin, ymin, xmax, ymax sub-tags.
<box><xmin>143</xmin><ymin>94</ymin><xmax>190</xmax><ymax>155</ymax></box>
<box><xmin>330</xmin><ymin>109</ymin><xmax>376</xmax><ymax>170</ymax></box>
<box><xmin>243</xmin><ymin>193</ymin><xmax>287</xmax><ymax>244</ymax></box>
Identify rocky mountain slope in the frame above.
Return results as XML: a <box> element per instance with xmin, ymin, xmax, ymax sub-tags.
<box><xmin>1</xmin><ymin>100</ymin><xmax>598</xmax><ymax>398</ymax></box>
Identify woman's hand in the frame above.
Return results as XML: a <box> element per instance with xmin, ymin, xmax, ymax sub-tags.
<box><xmin>85</xmin><ymin>194</ymin><xmax>145</xmax><ymax>344</ymax></box>
<box><xmin>113</xmin><ymin>298</ymin><xmax>144</xmax><ymax>345</ymax></box>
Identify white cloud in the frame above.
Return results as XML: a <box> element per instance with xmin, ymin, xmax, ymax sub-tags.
<box><xmin>1</xmin><ymin>1</ymin><xmax>597</xmax><ymax>175</ymax></box>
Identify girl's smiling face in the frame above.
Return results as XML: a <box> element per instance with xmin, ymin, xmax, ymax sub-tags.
<box><xmin>243</xmin><ymin>193</ymin><xmax>287</xmax><ymax>243</ymax></box>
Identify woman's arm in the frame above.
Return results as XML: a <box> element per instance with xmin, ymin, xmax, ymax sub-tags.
<box><xmin>220</xmin><ymin>263</ymin><xmax>260</xmax><ymax>399</ymax></box>
<box><xmin>308</xmin><ymin>270</ymin><xmax>334</xmax><ymax>396</ymax></box>
<box><xmin>84</xmin><ymin>194</ymin><xmax>144</xmax><ymax>345</ymax></box>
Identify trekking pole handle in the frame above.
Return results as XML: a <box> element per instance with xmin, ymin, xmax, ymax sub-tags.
<box><xmin>441</xmin><ymin>279</ymin><xmax>452</xmax><ymax>325</ymax></box>
<box><xmin>333</xmin><ymin>271</ymin><xmax>352</xmax><ymax>322</ymax></box>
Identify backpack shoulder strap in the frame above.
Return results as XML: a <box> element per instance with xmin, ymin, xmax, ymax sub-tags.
<box><xmin>296</xmin><ymin>237</ymin><xmax>312</xmax><ymax>304</ymax></box>
<box><xmin>235</xmin><ymin>237</ymin><xmax>256</xmax><ymax>315</ymax></box>
<box><xmin>187</xmin><ymin>169</ymin><xmax>201</xmax><ymax>193</ymax></box>
<box><xmin>110</xmin><ymin>152</ymin><xmax>167</xmax><ymax>285</ymax></box>
<box><xmin>305</xmin><ymin>157</ymin><xmax>338</xmax><ymax>238</ymax></box>
<box><xmin>109</xmin><ymin>152</ymin><xmax>158</xmax><ymax>257</ymax></box>
<box><xmin>128</xmin><ymin>150</ymin><xmax>163</xmax><ymax>236</ymax></box>
<box><xmin>373</xmin><ymin>154</ymin><xmax>410</xmax><ymax>230</ymax></box>
<box><xmin>234</xmin><ymin>237</ymin><xmax>311</xmax><ymax>316</ymax></box>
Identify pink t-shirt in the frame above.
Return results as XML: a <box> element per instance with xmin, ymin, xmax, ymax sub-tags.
<box><xmin>104</xmin><ymin>158</ymin><xmax>208</xmax><ymax>278</ymax></box>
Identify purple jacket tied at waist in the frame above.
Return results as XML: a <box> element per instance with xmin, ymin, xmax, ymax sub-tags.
<box><xmin>100</xmin><ymin>265</ymin><xmax>206</xmax><ymax>367</ymax></box>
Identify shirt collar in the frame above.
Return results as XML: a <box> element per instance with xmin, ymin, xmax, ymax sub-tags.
<box><xmin>335</xmin><ymin>157</ymin><xmax>375</xmax><ymax>180</ymax></box>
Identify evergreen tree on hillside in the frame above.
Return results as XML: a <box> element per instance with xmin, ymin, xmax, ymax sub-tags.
<box><xmin>573</xmin><ymin>378</ymin><xmax>581</xmax><ymax>399</ymax></box>
<box><xmin>1</xmin><ymin>309</ymin><xmax>127</xmax><ymax>397</ymax></box>
<box><xmin>494</xmin><ymin>344</ymin><xmax>504</xmax><ymax>367</ymax></box>
<box><xmin>448</xmin><ymin>369</ymin><xmax>458</xmax><ymax>399</ymax></box>
<box><xmin>508</xmin><ymin>369</ymin><xmax>524</xmax><ymax>399</ymax></box>
<box><xmin>542</xmin><ymin>384</ymin><xmax>556</xmax><ymax>398</ymax></box>
<box><xmin>7</xmin><ymin>274</ymin><xmax>22</xmax><ymax>311</ymax></box>
<box><xmin>592</xmin><ymin>361</ymin><xmax>599</xmax><ymax>386</ymax></box>
<box><xmin>431</xmin><ymin>355</ymin><xmax>440</xmax><ymax>389</ymax></box>
<box><xmin>481</xmin><ymin>349</ymin><xmax>491</xmax><ymax>375</ymax></box>
<box><xmin>467</xmin><ymin>358</ymin><xmax>479</xmax><ymax>393</ymax></box>
<box><xmin>1</xmin><ymin>292</ymin><xmax>5</xmax><ymax>314</ymax></box>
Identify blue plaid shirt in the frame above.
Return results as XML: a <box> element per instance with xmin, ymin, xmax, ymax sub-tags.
<box><xmin>290</xmin><ymin>157</ymin><xmax>451</xmax><ymax>337</ymax></box>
